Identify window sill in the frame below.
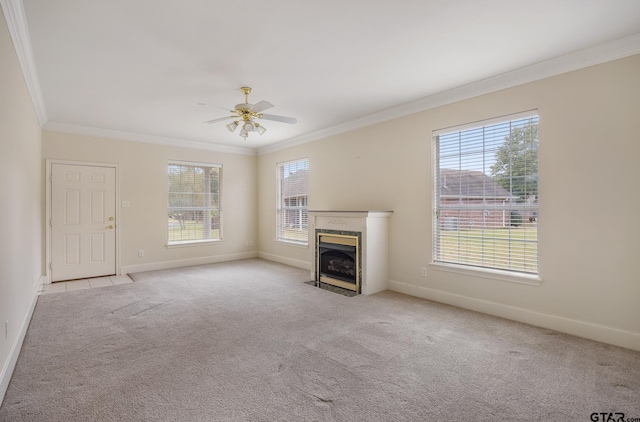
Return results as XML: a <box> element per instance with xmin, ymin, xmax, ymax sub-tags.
<box><xmin>167</xmin><ymin>239</ymin><xmax>223</xmax><ymax>249</ymax></box>
<box><xmin>275</xmin><ymin>239</ymin><xmax>308</xmax><ymax>248</ymax></box>
<box><xmin>429</xmin><ymin>262</ymin><xmax>541</xmax><ymax>286</ymax></box>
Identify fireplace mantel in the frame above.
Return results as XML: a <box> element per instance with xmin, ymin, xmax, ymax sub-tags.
<box><xmin>308</xmin><ymin>210</ymin><xmax>392</xmax><ymax>295</ymax></box>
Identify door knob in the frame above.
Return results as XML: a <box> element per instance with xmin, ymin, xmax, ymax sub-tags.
<box><xmin>108</xmin><ymin>216</ymin><xmax>114</xmax><ymax>221</ymax></box>
<box><xmin>107</xmin><ymin>225</ymin><xmax>114</xmax><ymax>229</ymax></box>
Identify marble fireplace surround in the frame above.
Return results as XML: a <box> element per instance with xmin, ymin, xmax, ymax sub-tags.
<box><xmin>308</xmin><ymin>210</ymin><xmax>392</xmax><ymax>295</ymax></box>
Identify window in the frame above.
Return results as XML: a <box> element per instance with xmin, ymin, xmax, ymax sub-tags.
<box><xmin>277</xmin><ymin>159</ymin><xmax>308</xmax><ymax>244</ymax></box>
<box><xmin>433</xmin><ymin>111</ymin><xmax>538</xmax><ymax>275</ymax></box>
<box><xmin>168</xmin><ymin>161</ymin><xmax>221</xmax><ymax>244</ymax></box>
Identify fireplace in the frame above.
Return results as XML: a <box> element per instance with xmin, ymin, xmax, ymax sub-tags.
<box><xmin>308</xmin><ymin>211</ymin><xmax>392</xmax><ymax>295</ymax></box>
<box><xmin>317</xmin><ymin>234</ymin><xmax>360</xmax><ymax>293</ymax></box>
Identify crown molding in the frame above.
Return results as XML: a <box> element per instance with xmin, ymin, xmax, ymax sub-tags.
<box><xmin>43</xmin><ymin>122</ymin><xmax>257</xmax><ymax>156</ymax></box>
<box><xmin>1</xmin><ymin>0</ymin><xmax>47</xmax><ymax>126</ymax></box>
<box><xmin>258</xmin><ymin>32</ymin><xmax>640</xmax><ymax>156</ymax></box>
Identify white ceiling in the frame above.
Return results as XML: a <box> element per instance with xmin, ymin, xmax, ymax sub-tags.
<box><xmin>7</xmin><ymin>0</ymin><xmax>640</xmax><ymax>154</ymax></box>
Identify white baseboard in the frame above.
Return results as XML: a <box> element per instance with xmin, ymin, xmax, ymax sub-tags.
<box><xmin>120</xmin><ymin>252</ymin><xmax>258</xmax><ymax>275</ymax></box>
<box><xmin>1</xmin><ymin>276</ymin><xmax>43</xmax><ymax>405</ymax></box>
<box><xmin>388</xmin><ymin>279</ymin><xmax>640</xmax><ymax>352</ymax></box>
<box><xmin>258</xmin><ymin>252</ymin><xmax>311</xmax><ymax>271</ymax></box>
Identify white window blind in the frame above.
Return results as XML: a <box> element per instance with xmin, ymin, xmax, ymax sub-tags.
<box><xmin>433</xmin><ymin>112</ymin><xmax>539</xmax><ymax>274</ymax></box>
<box><xmin>277</xmin><ymin>159</ymin><xmax>308</xmax><ymax>243</ymax></box>
<box><xmin>168</xmin><ymin>161</ymin><xmax>221</xmax><ymax>244</ymax></box>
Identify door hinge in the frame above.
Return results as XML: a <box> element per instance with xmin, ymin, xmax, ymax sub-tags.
<box><xmin>49</xmin><ymin>262</ymin><xmax>53</xmax><ymax>270</ymax></box>
<box><xmin>49</xmin><ymin>218</ymin><xmax>53</xmax><ymax>227</ymax></box>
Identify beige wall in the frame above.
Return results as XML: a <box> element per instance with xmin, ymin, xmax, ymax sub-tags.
<box><xmin>258</xmin><ymin>55</ymin><xmax>640</xmax><ymax>350</ymax></box>
<box><xmin>42</xmin><ymin>132</ymin><xmax>258</xmax><ymax>274</ymax></box>
<box><xmin>0</xmin><ymin>9</ymin><xmax>43</xmax><ymax>399</ymax></box>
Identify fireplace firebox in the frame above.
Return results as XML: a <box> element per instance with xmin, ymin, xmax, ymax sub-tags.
<box><xmin>317</xmin><ymin>234</ymin><xmax>360</xmax><ymax>293</ymax></box>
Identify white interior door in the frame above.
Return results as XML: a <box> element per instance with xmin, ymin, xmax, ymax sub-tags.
<box><xmin>51</xmin><ymin>163</ymin><xmax>116</xmax><ymax>282</ymax></box>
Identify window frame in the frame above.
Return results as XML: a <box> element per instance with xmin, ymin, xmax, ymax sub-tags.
<box><xmin>276</xmin><ymin>158</ymin><xmax>309</xmax><ymax>246</ymax></box>
<box><xmin>431</xmin><ymin>111</ymin><xmax>540</xmax><ymax>284</ymax></box>
<box><xmin>167</xmin><ymin>160</ymin><xmax>222</xmax><ymax>247</ymax></box>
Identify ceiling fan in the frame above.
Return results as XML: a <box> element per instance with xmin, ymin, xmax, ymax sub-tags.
<box><xmin>203</xmin><ymin>87</ymin><xmax>297</xmax><ymax>139</ymax></box>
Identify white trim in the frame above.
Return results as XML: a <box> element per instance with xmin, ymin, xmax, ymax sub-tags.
<box><xmin>120</xmin><ymin>251</ymin><xmax>258</xmax><ymax>275</ymax></box>
<box><xmin>166</xmin><ymin>240</ymin><xmax>224</xmax><ymax>248</ymax></box>
<box><xmin>0</xmin><ymin>276</ymin><xmax>41</xmax><ymax>405</ymax></box>
<box><xmin>388</xmin><ymin>279</ymin><xmax>640</xmax><ymax>352</ymax></box>
<box><xmin>167</xmin><ymin>160</ymin><xmax>223</xmax><ymax>245</ymax></box>
<box><xmin>429</xmin><ymin>262</ymin><xmax>541</xmax><ymax>286</ymax></box>
<box><xmin>432</xmin><ymin>113</ymin><xmax>539</xmax><ymax>278</ymax></box>
<box><xmin>276</xmin><ymin>157</ymin><xmax>309</xmax><ymax>167</ymax></box>
<box><xmin>276</xmin><ymin>158</ymin><xmax>309</xmax><ymax>245</ymax></box>
<box><xmin>44</xmin><ymin>122</ymin><xmax>256</xmax><ymax>156</ymax></box>
<box><xmin>432</xmin><ymin>109</ymin><xmax>539</xmax><ymax>137</ymax></box>
<box><xmin>168</xmin><ymin>160</ymin><xmax>222</xmax><ymax>169</ymax></box>
<box><xmin>258</xmin><ymin>32</ymin><xmax>640</xmax><ymax>156</ymax></box>
<box><xmin>45</xmin><ymin>159</ymin><xmax>121</xmax><ymax>283</ymax></box>
<box><xmin>258</xmin><ymin>252</ymin><xmax>311</xmax><ymax>271</ymax></box>
<box><xmin>0</xmin><ymin>0</ymin><xmax>47</xmax><ymax>126</ymax></box>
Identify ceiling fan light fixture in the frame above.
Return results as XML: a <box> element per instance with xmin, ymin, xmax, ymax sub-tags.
<box><xmin>203</xmin><ymin>87</ymin><xmax>296</xmax><ymax>141</ymax></box>
<box><xmin>226</xmin><ymin>121</ymin><xmax>239</xmax><ymax>132</ymax></box>
<box><xmin>255</xmin><ymin>123</ymin><xmax>266</xmax><ymax>135</ymax></box>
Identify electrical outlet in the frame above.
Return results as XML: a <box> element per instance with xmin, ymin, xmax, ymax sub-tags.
<box><xmin>138</xmin><ymin>250</ymin><xmax>144</xmax><ymax>257</ymax></box>
<box><xmin>421</xmin><ymin>267</ymin><xmax>427</xmax><ymax>277</ymax></box>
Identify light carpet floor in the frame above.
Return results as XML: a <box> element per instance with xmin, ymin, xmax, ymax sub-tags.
<box><xmin>1</xmin><ymin>258</ymin><xmax>639</xmax><ymax>421</ymax></box>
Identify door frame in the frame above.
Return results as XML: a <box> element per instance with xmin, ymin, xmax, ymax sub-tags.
<box><xmin>45</xmin><ymin>159</ymin><xmax>121</xmax><ymax>284</ymax></box>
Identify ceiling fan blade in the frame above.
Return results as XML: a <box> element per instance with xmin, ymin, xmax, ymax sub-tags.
<box><xmin>203</xmin><ymin>116</ymin><xmax>235</xmax><ymax>124</ymax></box>
<box><xmin>260</xmin><ymin>114</ymin><xmax>297</xmax><ymax>124</ymax></box>
<box><xmin>250</xmin><ymin>100</ymin><xmax>274</xmax><ymax>113</ymax></box>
